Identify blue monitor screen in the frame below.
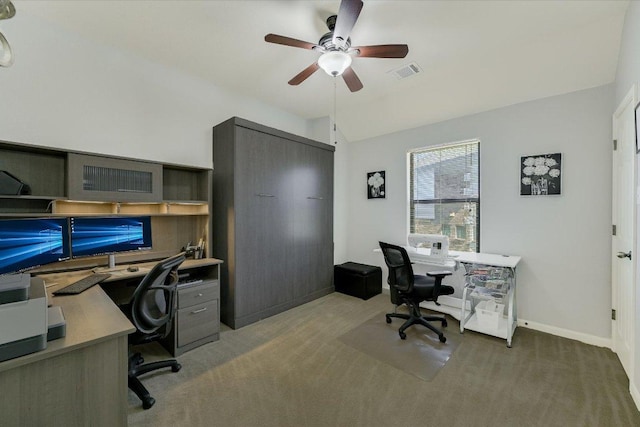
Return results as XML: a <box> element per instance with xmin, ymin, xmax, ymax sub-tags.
<box><xmin>0</xmin><ymin>218</ymin><xmax>71</xmax><ymax>275</ymax></box>
<box><xmin>70</xmin><ymin>216</ymin><xmax>152</xmax><ymax>258</ymax></box>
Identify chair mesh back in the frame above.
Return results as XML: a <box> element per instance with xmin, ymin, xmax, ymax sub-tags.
<box><xmin>131</xmin><ymin>253</ymin><xmax>185</xmax><ymax>335</ymax></box>
<box><xmin>379</xmin><ymin>242</ymin><xmax>414</xmax><ymax>293</ymax></box>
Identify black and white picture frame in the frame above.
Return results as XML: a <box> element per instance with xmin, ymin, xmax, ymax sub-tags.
<box><xmin>520</xmin><ymin>153</ymin><xmax>562</xmax><ymax>196</ymax></box>
<box><xmin>367</xmin><ymin>171</ymin><xmax>385</xmax><ymax>199</ymax></box>
<box><xmin>635</xmin><ymin>101</ymin><xmax>640</xmax><ymax>153</ymax></box>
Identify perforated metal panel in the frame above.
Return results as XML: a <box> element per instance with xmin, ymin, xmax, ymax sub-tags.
<box><xmin>67</xmin><ymin>153</ymin><xmax>162</xmax><ymax>202</ymax></box>
<box><xmin>83</xmin><ymin>165</ymin><xmax>152</xmax><ymax>193</ymax></box>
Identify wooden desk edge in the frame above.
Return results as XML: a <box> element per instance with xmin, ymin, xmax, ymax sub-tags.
<box><xmin>0</xmin><ymin>257</ymin><xmax>223</xmax><ymax>373</ymax></box>
<box><xmin>0</xmin><ymin>285</ymin><xmax>134</xmax><ymax>373</ymax></box>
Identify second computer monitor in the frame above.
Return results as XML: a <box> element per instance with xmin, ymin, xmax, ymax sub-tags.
<box><xmin>70</xmin><ymin>216</ymin><xmax>152</xmax><ymax>258</ymax></box>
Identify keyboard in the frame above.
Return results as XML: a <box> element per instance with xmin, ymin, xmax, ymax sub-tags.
<box><xmin>53</xmin><ymin>273</ymin><xmax>112</xmax><ymax>296</ymax></box>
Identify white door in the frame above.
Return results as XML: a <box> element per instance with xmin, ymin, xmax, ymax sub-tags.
<box><xmin>612</xmin><ymin>86</ymin><xmax>636</xmax><ymax>377</ymax></box>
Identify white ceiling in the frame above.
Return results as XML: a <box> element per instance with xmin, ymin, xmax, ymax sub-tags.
<box><xmin>16</xmin><ymin>1</ymin><xmax>628</xmax><ymax>142</ymax></box>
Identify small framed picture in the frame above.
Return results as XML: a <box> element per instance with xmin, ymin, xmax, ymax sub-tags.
<box><xmin>520</xmin><ymin>153</ymin><xmax>561</xmax><ymax>196</ymax></box>
<box><xmin>635</xmin><ymin>101</ymin><xmax>640</xmax><ymax>153</ymax></box>
<box><xmin>367</xmin><ymin>171</ymin><xmax>385</xmax><ymax>199</ymax></box>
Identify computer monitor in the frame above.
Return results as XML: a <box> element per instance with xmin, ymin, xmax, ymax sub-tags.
<box><xmin>0</xmin><ymin>217</ymin><xmax>71</xmax><ymax>275</ymax></box>
<box><xmin>70</xmin><ymin>216</ymin><xmax>152</xmax><ymax>264</ymax></box>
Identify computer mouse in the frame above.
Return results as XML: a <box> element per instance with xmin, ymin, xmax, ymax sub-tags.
<box><xmin>127</xmin><ymin>266</ymin><xmax>139</xmax><ymax>272</ymax></box>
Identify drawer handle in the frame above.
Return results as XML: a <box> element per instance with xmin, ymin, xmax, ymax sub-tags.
<box><xmin>191</xmin><ymin>307</ymin><xmax>208</xmax><ymax>314</ymax></box>
<box><xmin>256</xmin><ymin>193</ymin><xmax>275</xmax><ymax>198</ymax></box>
<box><xmin>307</xmin><ymin>196</ymin><xmax>324</xmax><ymax>200</ymax></box>
<box><xmin>196</xmin><ymin>293</ymin><xmax>204</xmax><ymax>297</ymax></box>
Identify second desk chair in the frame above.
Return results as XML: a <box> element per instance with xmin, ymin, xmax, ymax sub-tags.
<box><xmin>379</xmin><ymin>241</ymin><xmax>454</xmax><ymax>343</ymax></box>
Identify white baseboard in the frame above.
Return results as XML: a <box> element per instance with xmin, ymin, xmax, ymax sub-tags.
<box><xmin>630</xmin><ymin>381</ymin><xmax>640</xmax><ymax>412</ymax></box>
<box><xmin>383</xmin><ymin>286</ymin><xmax>613</xmax><ymax>348</ymax></box>
<box><xmin>517</xmin><ymin>318</ymin><xmax>612</xmax><ymax>348</ymax></box>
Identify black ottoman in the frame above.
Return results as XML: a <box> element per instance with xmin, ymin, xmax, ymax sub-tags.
<box><xmin>334</xmin><ymin>262</ymin><xmax>382</xmax><ymax>300</ymax></box>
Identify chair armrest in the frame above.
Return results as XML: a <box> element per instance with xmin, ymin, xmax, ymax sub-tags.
<box><xmin>426</xmin><ymin>270</ymin><xmax>453</xmax><ymax>278</ymax></box>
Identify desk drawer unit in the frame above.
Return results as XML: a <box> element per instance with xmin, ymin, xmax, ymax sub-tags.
<box><xmin>177</xmin><ymin>300</ymin><xmax>218</xmax><ymax>347</ymax></box>
<box><xmin>162</xmin><ymin>279</ymin><xmax>220</xmax><ymax>356</ymax></box>
<box><xmin>179</xmin><ymin>281</ymin><xmax>218</xmax><ymax>309</ymax></box>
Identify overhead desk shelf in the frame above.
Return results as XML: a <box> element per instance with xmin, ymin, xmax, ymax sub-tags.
<box><xmin>0</xmin><ymin>139</ymin><xmax>212</xmax><ymax>258</ymax></box>
<box><xmin>51</xmin><ymin>200</ymin><xmax>209</xmax><ymax>216</ymax></box>
<box><xmin>0</xmin><ymin>195</ymin><xmax>66</xmax><ymax>216</ymax></box>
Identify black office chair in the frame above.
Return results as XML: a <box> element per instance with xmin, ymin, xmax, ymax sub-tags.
<box><xmin>379</xmin><ymin>241</ymin><xmax>454</xmax><ymax>343</ymax></box>
<box><xmin>120</xmin><ymin>252</ymin><xmax>186</xmax><ymax>409</ymax></box>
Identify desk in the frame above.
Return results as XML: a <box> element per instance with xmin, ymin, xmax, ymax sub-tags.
<box><xmin>0</xmin><ymin>257</ymin><xmax>222</xmax><ymax>427</ymax></box>
<box><xmin>376</xmin><ymin>247</ymin><xmax>521</xmax><ymax>345</ymax></box>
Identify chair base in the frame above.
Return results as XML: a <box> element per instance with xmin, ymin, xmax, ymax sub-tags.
<box><xmin>386</xmin><ymin>302</ymin><xmax>448</xmax><ymax>343</ymax></box>
<box><xmin>128</xmin><ymin>352</ymin><xmax>181</xmax><ymax>409</ymax></box>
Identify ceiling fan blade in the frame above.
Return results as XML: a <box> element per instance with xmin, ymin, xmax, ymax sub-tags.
<box><xmin>288</xmin><ymin>62</ymin><xmax>320</xmax><ymax>86</ymax></box>
<box><xmin>265</xmin><ymin>33</ymin><xmax>318</xmax><ymax>50</ymax></box>
<box><xmin>332</xmin><ymin>0</ymin><xmax>363</xmax><ymax>45</ymax></box>
<box><xmin>353</xmin><ymin>44</ymin><xmax>409</xmax><ymax>58</ymax></box>
<box><xmin>342</xmin><ymin>67</ymin><xmax>363</xmax><ymax>92</ymax></box>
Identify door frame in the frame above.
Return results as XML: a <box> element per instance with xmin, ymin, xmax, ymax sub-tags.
<box><xmin>611</xmin><ymin>84</ymin><xmax>637</xmax><ymax>378</ymax></box>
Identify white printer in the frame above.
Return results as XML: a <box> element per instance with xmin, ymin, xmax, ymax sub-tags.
<box><xmin>0</xmin><ymin>274</ymin><xmax>66</xmax><ymax>362</ymax></box>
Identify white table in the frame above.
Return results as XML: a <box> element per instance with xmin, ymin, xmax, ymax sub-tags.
<box><xmin>376</xmin><ymin>247</ymin><xmax>521</xmax><ymax>346</ymax></box>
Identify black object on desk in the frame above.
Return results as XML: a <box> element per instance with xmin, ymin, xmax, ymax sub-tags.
<box><xmin>334</xmin><ymin>262</ymin><xmax>382</xmax><ymax>300</ymax></box>
<box><xmin>52</xmin><ymin>273</ymin><xmax>111</xmax><ymax>295</ymax></box>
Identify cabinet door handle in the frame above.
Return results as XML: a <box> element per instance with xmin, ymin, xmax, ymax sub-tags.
<box><xmin>256</xmin><ymin>193</ymin><xmax>275</xmax><ymax>198</ymax></box>
<box><xmin>191</xmin><ymin>307</ymin><xmax>208</xmax><ymax>314</ymax></box>
<box><xmin>307</xmin><ymin>196</ymin><xmax>324</xmax><ymax>200</ymax></box>
<box><xmin>196</xmin><ymin>293</ymin><xmax>204</xmax><ymax>297</ymax></box>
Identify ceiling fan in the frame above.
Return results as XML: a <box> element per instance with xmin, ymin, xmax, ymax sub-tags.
<box><xmin>264</xmin><ymin>0</ymin><xmax>408</xmax><ymax>92</ymax></box>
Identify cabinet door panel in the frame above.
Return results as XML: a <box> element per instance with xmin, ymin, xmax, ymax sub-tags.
<box><xmin>292</xmin><ymin>144</ymin><xmax>334</xmax><ymax>297</ymax></box>
<box><xmin>234</xmin><ymin>127</ymin><xmax>294</xmax><ymax>316</ymax></box>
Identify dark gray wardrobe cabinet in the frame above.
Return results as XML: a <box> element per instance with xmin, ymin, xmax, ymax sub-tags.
<box><xmin>212</xmin><ymin>117</ymin><xmax>335</xmax><ymax>329</ymax></box>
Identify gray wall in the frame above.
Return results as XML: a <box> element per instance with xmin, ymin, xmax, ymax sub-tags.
<box><xmin>345</xmin><ymin>84</ymin><xmax>614</xmax><ymax>343</ymax></box>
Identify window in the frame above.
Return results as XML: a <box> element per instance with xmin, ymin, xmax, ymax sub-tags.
<box><xmin>409</xmin><ymin>140</ymin><xmax>479</xmax><ymax>252</ymax></box>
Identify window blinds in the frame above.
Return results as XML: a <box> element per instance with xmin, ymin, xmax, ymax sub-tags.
<box><xmin>409</xmin><ymin>141</ymin><xmax>479</xmax><ymax>252</ymax></box>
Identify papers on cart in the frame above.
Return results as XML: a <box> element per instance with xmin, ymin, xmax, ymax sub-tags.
<box><xmin>404</xmin><ymin>246</ymin><xmax>458</xmax><ymax>267</ymax></box>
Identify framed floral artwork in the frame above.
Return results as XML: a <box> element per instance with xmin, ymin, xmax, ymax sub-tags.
<box><xmin>635</xmin><ymin>101</ymin><xmax>640</xmax><ymax>153</ymax></box>
<box><xmin>520</xmin><ymin>153</ymin><xmax>561</xmax><ymax>196</ymax></box>
<box><xmin>367</xmin><ymin>171</ymin><xmax>385</xmax><ymax>199</ymax></box>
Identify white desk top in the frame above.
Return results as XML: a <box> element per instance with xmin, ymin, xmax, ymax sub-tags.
<box><xmin>375</xmin><ymin>246</ymin><xmax>521</xmax><ymax>269</ymax></box>
<box><xmin>452</xmin><ymin>251</ymin><xmax>521</xmax><ymax>269</ymax></box>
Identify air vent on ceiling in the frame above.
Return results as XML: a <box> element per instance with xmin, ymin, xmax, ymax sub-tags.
<box><xmin>389</xmin><ymin>62</ymin><xmax>422</xmax><ymax>80</ymax></box>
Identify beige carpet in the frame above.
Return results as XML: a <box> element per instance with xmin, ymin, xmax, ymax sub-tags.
<box><xmin>338</xmin><ymin>310</ymin><xmax>461</xmax><ymax>381</ymax></box>
<box><xmin>128</xmin><ymin>292</ymin><xmax>640</xmax><ymax>427</ymax></box>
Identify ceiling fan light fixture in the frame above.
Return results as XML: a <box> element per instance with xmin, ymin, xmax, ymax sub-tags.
<box><xmin>0</xmin><ymin>0</ymin><xmax>15</xmax><ymax>20</ymax></box>
<box><xmin>318</xmin><ymin>51</ymin><xmax>352</xmax><ymax>76</ymax></box>
<box><xmin>0</xmin><ymin>32</ymin><xmax>13</xmax><ymax>67</ymax></box>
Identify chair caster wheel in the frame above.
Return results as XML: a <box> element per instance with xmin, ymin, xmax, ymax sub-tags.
<box><xmin>399</xmin><ymin>331</ymin><xmax>406</xmax><ymax>340</ymax></box>
<box><xmin>142</xmin><ymin>397</ymin><xmax>156</xmax><ymax>410</ymax></box>
<box><xmin>172</xmin><ymin>363</ymin><xmax>182</xmax><ymax>372</ymax></box>
<box><xmin>385</xmin><ymin>315</ymin><xmax>391</xmax><ymax>324</ymax></box>
<box><xmin>439</xmin><ymin>335</ymin><xmax>446</xmax><ymax>343</ymax></box>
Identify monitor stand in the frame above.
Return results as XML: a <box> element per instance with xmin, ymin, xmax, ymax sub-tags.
<box><xmin>94</xmin><ymin>254</ymin><xmax>125</xmax><ymax>273</ymax></box>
